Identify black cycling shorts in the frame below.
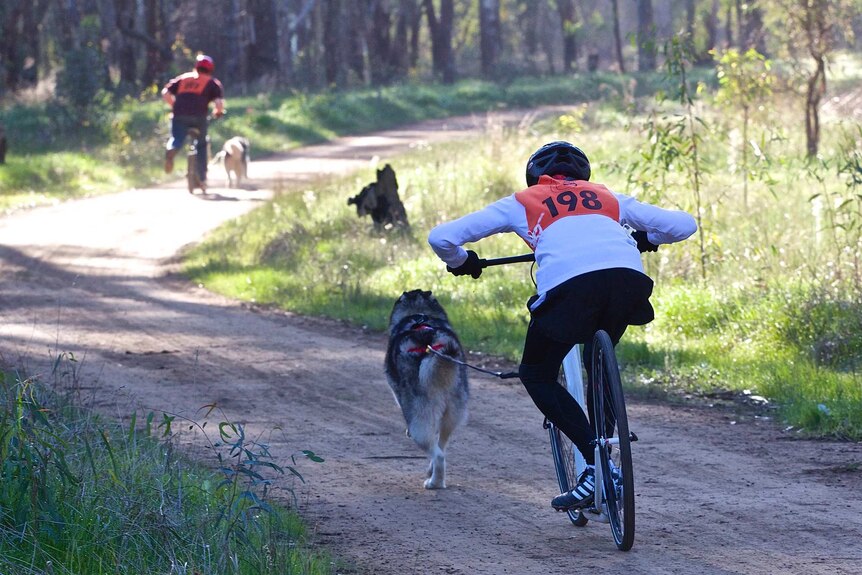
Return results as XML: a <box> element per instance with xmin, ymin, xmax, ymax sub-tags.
<box><xmin>529</xmin><ymin>267</ymin><xmax>654</xmax><ymax>345</ymax></box>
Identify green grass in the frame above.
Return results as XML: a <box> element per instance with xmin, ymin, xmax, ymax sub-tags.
<box><xmin>0</xmin><ymin>366</ymin><xmax>335</xmax><ymax>575</ymax></box>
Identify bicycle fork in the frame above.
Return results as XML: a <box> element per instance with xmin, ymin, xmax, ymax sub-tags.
<box><xmin>588</xmin><ymin>433</ymin><xmax>637</xmax><ymax>521</ymax></box>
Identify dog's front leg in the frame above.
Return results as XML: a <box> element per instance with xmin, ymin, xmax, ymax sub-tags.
<box><xmin>410</xmin><ymin>422</ymin><xmax>446</xmax><ymax>489</ymax></box>
<box><xmin>424</xmin><ymin>445</ymin><xmax>446</xmax><ymax>489</ymax></box>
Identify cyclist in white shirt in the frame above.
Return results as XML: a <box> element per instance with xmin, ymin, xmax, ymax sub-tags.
<box><xmin>428</xmin><ymin>141</ymin><xmax>697</xmax><ymax>510</ymax></box>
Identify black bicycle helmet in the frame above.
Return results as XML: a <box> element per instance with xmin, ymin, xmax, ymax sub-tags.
<box><xmin>525</xmin><ymin>141</ymin><xmax>591</xmax><ymax>186</ymax></box>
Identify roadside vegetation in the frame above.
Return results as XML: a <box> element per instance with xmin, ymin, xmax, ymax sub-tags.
<box><xmin>0</xmin><ymin>362</ymin><xmax>332</xmax><ymax>575</ymax></box>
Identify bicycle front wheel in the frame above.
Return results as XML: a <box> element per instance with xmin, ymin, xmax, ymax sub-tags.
<box><xmin>548</xmin><ymin>422</ymin><xmax>588</xmax><ymax>526</ymax></box>
<box><xmin>591</xmin><ymin>329</ymin><xmax>635</xmax><ymax>551</ymax></box>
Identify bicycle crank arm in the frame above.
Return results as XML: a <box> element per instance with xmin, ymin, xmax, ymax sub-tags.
<box><xmin>583</xmin><ymin>508</ymin><xmax>611</xmax><ymax>524</ymax></box>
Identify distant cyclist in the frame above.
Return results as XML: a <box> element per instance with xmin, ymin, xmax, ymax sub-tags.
<box><xmin>428</xmin><ymin>141</ymin><xmax>697</xmax><ymax>511</ymax></box>
<box><xmin>161</xmin><ymin>54</ymin><xmax>225</xmax><ymax>190</ymax></box>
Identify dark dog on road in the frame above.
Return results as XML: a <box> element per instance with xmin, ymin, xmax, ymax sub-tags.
<box><xmin>384</xmin><ymin>289</ymin><xmax>469</xmax><ymax>489</ymax></box>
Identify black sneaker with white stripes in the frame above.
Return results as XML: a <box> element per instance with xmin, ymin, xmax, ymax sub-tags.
<box><xmin>551</xmin><ymin>466</ymin><xmax>595</xmax><ymax>510</ymax></box>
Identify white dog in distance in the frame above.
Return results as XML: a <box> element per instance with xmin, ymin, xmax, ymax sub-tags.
<box><xmin>211</xmin><ymin>136</ymin><xmax>250</xmax><ymax>188</ymax></box>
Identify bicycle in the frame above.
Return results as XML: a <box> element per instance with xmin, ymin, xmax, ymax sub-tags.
<box><xmin>480</xmin><ymin>253</ymin><xmax>637</xmax><ymax>551</ymax></box>
<box><xmin>185</xmin><ymin>124</ymin><xmax>210</xmax><ymax>194</ymax></box>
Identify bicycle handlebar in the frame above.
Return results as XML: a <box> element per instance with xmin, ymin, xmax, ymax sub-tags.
<box><xmin>479</xmin><ymin>253</ymin><xmax>535</xmax><ymax>268</ymax></box>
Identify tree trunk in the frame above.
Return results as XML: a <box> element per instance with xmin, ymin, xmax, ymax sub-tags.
<box><xmin>684</xmin><ymin>0</ymin><xmax>696</xmax><ymax>54</ymax></box>
<box><xmin>0</xmin><ymin>124</ymin><xmax>6</xmax><ymax>164</ymax></box>
<box><xmin>274</xmin><ymin>0</ymin><xmax>294</xmax><ymax>85</ymax></box>
<box><xmin>310</xmin><ymin>0</ymin><xmax>325</xmax><ymax>88</ymax></box>
<box><xmin>805</xmin><ymin>55</ymin><xmax>826</xmax><ymax>157</ymax></box>
<box><xmin>725</xmin><ymin>3</ymin><xmax>733</xmax><ymax>48</ymax></box>
<box><xmin>610</xmin><ymin>0</ymin><xmax>624</xmax><ymax>72</ymax></box>
<box><xmin>394</xmin><ymin>1</ymin><xmax>411</xmax><ymax>76</ymax></box>
<box><xmin>368</xmin><ymin>0</ymin><xmax>395</xmax><ymax>84</ymax></box>
<box><xmin>479</xmin><ymin>0</ymin><xmax>500</xmax><ymax>77</ymax></box>
<box><xmin>408</xmin><ymin>1</ymin><xmax>421</xmax><ymax>69</ymax></box>
<box><xmin>636</xmin><ymin>0</ymin><xmax>656</xmax><ymax>71</ymax></box>
<box><xmin>557</xmin><ymin>0</ymin><xmax>579</xmax><ymax>72</ymax></box>
<box><xmin>346</xmin><ymin>0</ymin><xmax>368</xmax><ymax>84</ymax></box>
<box><xmin>274</xmin><ymin>0</ymin><xmax>317</xmax><ymax>86</ymax></box>
<box><xmin>248</xmin><ymin>0</ymin><xmax>275</xmax><ymax>81</ymax></box>
<box><xmin>440</xmin><ymin>0</ymin><xmax>455</xmax><ymax>83</ymax></box>
<box><xmin>744</xmin><ymin>5</ymin><xmax>767</xmax><ymax>54</ymax></box>
<box><xmin>386</xmin><ymin>0</ymin><xmax>420</xmax><ymax>73</ymax></box>
<box><xmin>0</xmin><ymin>0</ymin><xmax>53</xmax><ymax>94</ymax></box>
<box><xmin>57</xmin><ymin>0</ymin><xmax>82</xmax><ymax>51</ymax></box>
<box><xmin>704</xmin><ymin>0</ymin><xmax>719</xmax><ymax>55</ymax></box>
<box><xmin>112</xmin><ymin>0</ymin><xmax>137</xmax><ymax>89</ymax></box>
<box><xmin>323</xmin><ymin>0</ymin><xmax>349</xmax><ymax>87</ymax></box>
<box><xmin>143</xmin><ymin>0</ymin><xmax>166</xmax><ymax>87</ymax></box>
<box><xmin>21</xmin><ymin>1</ymin><xmax>50</xmax><ymax>87</ymax></box>
<box><xmin>423</xmin><ymin>0</ymin><xmax>455</xmax><ymax>83</ymax></box>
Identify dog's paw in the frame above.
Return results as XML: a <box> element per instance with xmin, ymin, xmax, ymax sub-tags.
<box><xmin>424</xmin><ymin>477</ymin><xmax>446</xmax><ymax>489</ymax></box>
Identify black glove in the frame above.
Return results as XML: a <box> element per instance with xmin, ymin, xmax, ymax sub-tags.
<box><xmin>632</xmin><ymin>230</ymin><xmax>658</xmax><ymax>253</ymax></box>
<box><xmin>447</xmin><ymin>250</ymin><xmax>483</xmax><ymax>279</ymax></box>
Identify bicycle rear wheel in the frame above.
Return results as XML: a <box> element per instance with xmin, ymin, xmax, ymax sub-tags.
<box><xmin>547</xmin><ymin>422</ymin><xmax>588</xmax><ymax>526</ymax></box>
<box><xmin>591</xmin><ymin>329</ymin><xmax>635</xmax><ymax>551</ymax></box>
<box><xmin>186</xmin><ymin>147</ymin><xmax>197</xmax><ymax>194</ymax></box>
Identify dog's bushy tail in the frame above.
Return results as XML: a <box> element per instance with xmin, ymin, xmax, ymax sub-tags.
<box><xmin>210</xmin><ymin>150</ymin><xmax>227</xmax><ymax>166</ymax></box>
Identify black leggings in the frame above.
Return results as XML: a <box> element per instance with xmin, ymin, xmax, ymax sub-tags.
<box><xmin>518</xmin><ymin>268</ymin><xmax>653</xmax><ymax>464</ymax></box>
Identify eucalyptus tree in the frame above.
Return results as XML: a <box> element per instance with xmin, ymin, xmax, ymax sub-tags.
<box><xmin>423</xmin><ymin>0</ymin><xmax>456</xmax><ymax>83</ymax></box>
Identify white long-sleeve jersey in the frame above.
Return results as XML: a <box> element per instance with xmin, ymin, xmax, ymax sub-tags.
<box><xmin>428</xmin><ymin>175</ymin><xmax>697</xmax><ymax>298</ymax></box>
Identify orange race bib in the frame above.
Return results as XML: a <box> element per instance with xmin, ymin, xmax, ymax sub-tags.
<box><xmin>177</xmin><ymin>77</ymin><xmax>208</xmax><ymax>95</ymax></box>
<box><xmin>515</xmin><ymin>181</ymin><xmax>620</xmax><ymax>244</ymax></box>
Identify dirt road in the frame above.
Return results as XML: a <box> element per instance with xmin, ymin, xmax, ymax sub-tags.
<box><xmin>1</xmin><ymin>112</ymin><xmax>860</xmax><ymax>575</ymax></box>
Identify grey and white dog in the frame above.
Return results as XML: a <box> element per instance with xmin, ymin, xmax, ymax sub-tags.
<box><xmin>384</xmin><ymin>289</ymin><xmax>469</xmax><ymax>489</ymax></box>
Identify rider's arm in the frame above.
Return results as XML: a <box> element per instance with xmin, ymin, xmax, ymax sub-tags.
<box><xmin>617</xmin><ymin>194</ymin><xmax>697</xmax><ymax>246</ymax></box>
<box><xmin>213</xmin><ymin>97</ymin><xmax>226</xmax><ymax>118</ymax></box>
<box><xmin>161</xmin><ymin>88</ymin><xmax>175</xmax><ymax>108</ymax></box>
<box><xmin>428</xmin><ymin>196</ymin><xmax>523</xmax><ymax>267</ymax></box>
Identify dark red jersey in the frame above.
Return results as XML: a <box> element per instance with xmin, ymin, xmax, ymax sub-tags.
<box><xmin>164</xmin><ymin>72</ymin><xmax>223</xmax><ymax>116</ymax></box>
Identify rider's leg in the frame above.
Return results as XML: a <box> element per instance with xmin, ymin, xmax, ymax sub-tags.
<box><xmin>519</xmin><ymin>327</ymin><xmax>594</xmax><ymax>465</ymax></box>
<box><xmin>519</xmin><ymin>268</ymin><xmax>654</xmax><ymax>463</ymax></box>
<box><xmin>165</xmin><ymin>119</ymin><xmax>189</xmax><ymax>174</ymax></box>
